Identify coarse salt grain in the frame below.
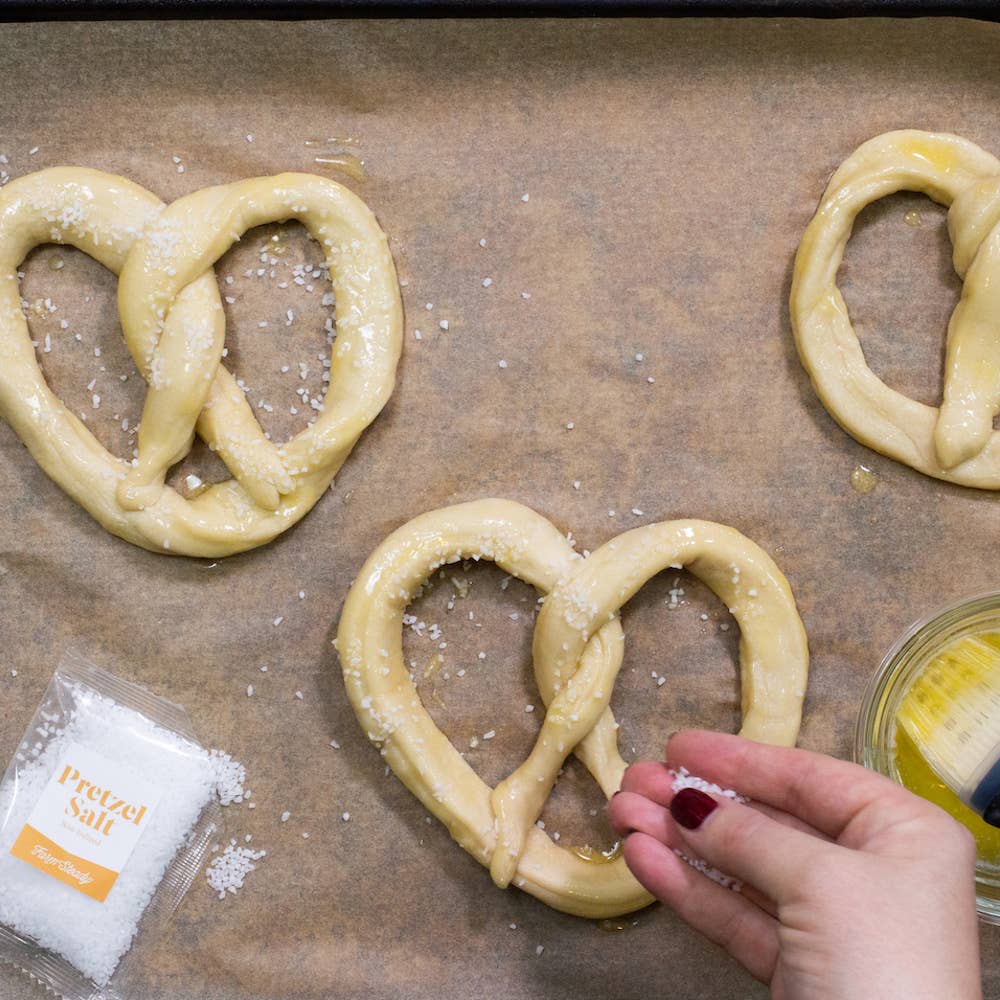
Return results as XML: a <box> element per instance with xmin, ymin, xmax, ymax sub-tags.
<box><xmin>670</xmin><ymin>767</ymin><xmax>748</xmax><ymax>803</ymax></box>
<box><xmin>208</xmin><ymin>750</ymin><xmax>247</xmax><ymax>806</ymax></box>
<box><xmin>673</xmin><ymin>849</ymin><xmax>742</xmax><ymax>891</ymax></box>
<box><xmin>205</xmin><ymin>842</ymin><xmax>265</xmax><ymax>900</ymax></box>
<box><xmin>669</xmin><ymin>768</ymin><xmax>747</xmax><ymax>891</ymax></box>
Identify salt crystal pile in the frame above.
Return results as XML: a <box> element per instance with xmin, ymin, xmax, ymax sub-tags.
<box><xmin>670</xmin><ymin>766</ymin><xmax>749</xmax><ymax>803</ymax></box>
<box><xmin>670</xmin><ymin>767</ymin><xmax>747</xmax><ymax>891</ymax></box>
<box><xmin>0</xmin><ymin>682</ymin><xmax>217</xmax><ymax>986</ymax></box>
<box><xmin>206</xmin><ymin>840</ymin><xmax>267</xmax><ymax>899</ymax></box>
<box><xmin>209</xmin><ymin>750</ymin><xmax>247</xmax><ymax>806</ymax></box>
<box><xmin>672</xmin><ymin>850</ymin><xmax>744</xmax><ymax>891</ymax></box>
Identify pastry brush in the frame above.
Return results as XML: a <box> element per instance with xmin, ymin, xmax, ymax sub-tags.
<box><xmin>896</xmin><ymin>632</ymin><xmax>1000</xmax><ymax>828</ymax></box>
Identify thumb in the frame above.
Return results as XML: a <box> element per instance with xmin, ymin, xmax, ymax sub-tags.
<box><xmin>670</xmin><ymin>787</ymin><xmax>830</xmax><ymax>903</ymax></box>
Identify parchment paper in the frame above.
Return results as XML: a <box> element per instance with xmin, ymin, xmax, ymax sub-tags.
<box><xmin>0</xmin><ymin>16</ymin><xmax>998</xmax><ymax>1000</ymax></box>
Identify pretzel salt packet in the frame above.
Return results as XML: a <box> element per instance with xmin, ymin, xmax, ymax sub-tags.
<box><xmin>0</xmin><ymin>653</ymin><xmax>222</xmax><ymax>999</ymax></box>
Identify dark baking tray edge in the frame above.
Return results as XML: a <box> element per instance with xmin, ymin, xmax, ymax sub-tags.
<box><xmin>1</xmin><ymin>0</ymin><xmax>998</xmax><ymax>19</ymax></box>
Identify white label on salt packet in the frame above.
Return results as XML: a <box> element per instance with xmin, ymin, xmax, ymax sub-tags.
<box><xmin>9</xmin><ymin>741</ymin><xmax>163</xmax><ymax>902</ymax></box>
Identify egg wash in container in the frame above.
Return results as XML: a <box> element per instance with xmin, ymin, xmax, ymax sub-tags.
<box><xmin>856</xmin><ymin>592</ymin><xmax>1000</xmax><ymax>925</ymax></box>
<box><xmin>0</xmin><ymin>654</ymin><xmax>224</xmax><ymax>999</ymax></box>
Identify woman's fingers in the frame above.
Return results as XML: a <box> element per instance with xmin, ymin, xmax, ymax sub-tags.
<box><xmin>668</xmin><ymin>788</ymin><xmax>830</xmax><ymax>902</ymax></box>
<box><xmin>623</xmin><ymin>832</ymin><xmax>780</xmax><ymax>983</ymax></box>
<box><xmin>617</xmin><ymin>760</ymin><xmax>834</xmax><ymax>842</ymax></box>
<box><xmin>609</xmin><ymin>790</ymin><xmax>677</xmax><ymax>844</ymax></box>
<box><xmin>666</xmin><ymin>730</ymin><xmax>917</xmax><ymax>842</ymax></box>
<box><xmin>619</xmin><ymin>759</ymin><xmax>675</xmax><ymax>805</ymax></box>
<box><xmin>752</xmin><ymin>800</ymin><xmax>834</xmax><ymax>843</ymax></box>
<box><xmin>610</xmin><ymin>776</ymin><xmax>827</xmax><ymax>918</ymax></box>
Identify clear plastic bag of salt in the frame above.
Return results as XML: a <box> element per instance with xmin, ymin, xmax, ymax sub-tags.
<box><xmin>0</xmin><ymin>653</ymin><xmax>221</xmax><ymax>998</ymax></box>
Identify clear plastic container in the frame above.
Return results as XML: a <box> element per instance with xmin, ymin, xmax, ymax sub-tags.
<box><xmin>854</xmin><ymin>592</ymin><xmax>1000</xmax><ymax>925</ymax></box>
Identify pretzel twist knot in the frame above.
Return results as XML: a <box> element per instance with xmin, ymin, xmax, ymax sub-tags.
<box><xmin>336</xmin><ymin>499</ymin><xmax>809</xmax><ymax>918</ymax></box>
<box><xmin>0</xmin><ymin>167</ymin><xmax>402</xmax><ymax>556</ymax></box>
<box><xmin>791</xmin><ymin>130</ymin><xmax>1000</xmax><ymax>488</ymax></box>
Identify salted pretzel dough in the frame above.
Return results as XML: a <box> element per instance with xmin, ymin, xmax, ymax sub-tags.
<box><xmin>0</xmin><ymin>167</ymin><xmax>402</xmax><ymax>556</ymax></box>
<box><xmin>791</xmin><ymin>130</ymin><xmax>1000</xmax><ymax>488</ymax></box>
<box><xmin>336</xmin><ymin>499</ymin><xmax>808</xmax><ymax>918</ymax></box>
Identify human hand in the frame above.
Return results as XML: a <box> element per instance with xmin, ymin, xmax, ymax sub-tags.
<box><xmin>608</xmin><ymin>730</ymin><xmax>982</xmax><ymax>1000</ymax></box>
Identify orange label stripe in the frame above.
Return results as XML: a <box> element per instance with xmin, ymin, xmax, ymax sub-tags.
<box><xmin>10</xmin><ymin>824</ymin><xmax>119</xmax><ymax>902</ymax></box>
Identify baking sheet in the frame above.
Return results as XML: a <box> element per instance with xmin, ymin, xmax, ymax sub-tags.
<box><xmin>0</xmin><ymin>16</ymin><xmax>998</xmax><ymax>1000</ymax></box>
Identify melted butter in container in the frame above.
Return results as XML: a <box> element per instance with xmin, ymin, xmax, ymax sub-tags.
<box><xmin>856</xmin><ymin>592</ymin><xmax>1000</xmax><ymax>924</ymax></box>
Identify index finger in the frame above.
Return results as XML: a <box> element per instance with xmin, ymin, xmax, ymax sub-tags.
<box><xmin>666</xmin><ymin>730</ymin><xmax>921</xmax><ymax>841</ymax></box>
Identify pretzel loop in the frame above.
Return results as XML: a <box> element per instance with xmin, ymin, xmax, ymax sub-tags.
<box><xmin>0</xmin><ymin>168</ymin><xmax>402</xmax><ymax>556</ymax></box>
<box><xmin>791</xmin><ymin>129</ymin><xmax>1000</xmax><ymax>487</ymax></box>
<box><xmin>336</xmin><ymin>499</ymin><xmax>809</xmax><ymax>919</ymax></box>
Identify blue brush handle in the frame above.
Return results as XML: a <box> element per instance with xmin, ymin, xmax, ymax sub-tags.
<box><xmin>972</xmin><ymin>756</ymin><xmax>1000</xmax><ymax>828</ymax></box>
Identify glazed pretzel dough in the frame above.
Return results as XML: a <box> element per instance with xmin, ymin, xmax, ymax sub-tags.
<box><xmin>0</xmin><ymin>167</ymin><xmax>402</xmax><ymax>556</ymax></box>
<box><xmin>336</xmin><ymin>499</ymin><xmax>808</xmax><ymax>918</ymax></box>
<box><xmin>791</xmin><ymin>130</ymin><xmax>1000</xmax><ymax>487</ymax></box>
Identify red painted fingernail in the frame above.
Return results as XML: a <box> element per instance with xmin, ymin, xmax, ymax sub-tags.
<box><xmin>670</xmin><ymin>788</ymin><xmax>718</xmax><ymax>830</ymax></box>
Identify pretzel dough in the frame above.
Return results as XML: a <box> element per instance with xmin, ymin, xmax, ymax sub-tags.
<box><xmin>0</xmin><ymin>167</ymin><xmax>402</xmax><ymax>556</ymax></box>
<box><xmin>791</xmin><ymin>130</ymin><xmax>1000</xmax><ymax>487</ymax></box>
<box><xmin>335</xmin><ymin>499</ymin><xmax>808</xmax><ymax>918</ymax></box>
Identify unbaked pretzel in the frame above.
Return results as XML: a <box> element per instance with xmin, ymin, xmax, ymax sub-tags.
<box><xmin>0</xmin><ymin>167</ymin><xmax>402</xmax><ymax>556</ymax></box>
<box><xmin>791</xmin><ymin>129</ymin><xmax>1000</xmax><ymax>487</ymax></box>
<box><xmin>336</xmin><ymin>499</ymin><xmax>809</xmax><ymax>918</ymax></box>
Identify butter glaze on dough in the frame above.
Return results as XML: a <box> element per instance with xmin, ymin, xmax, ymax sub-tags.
<box><xmin>0</xmin><ymin>167</ymin><xmax>402</xmax><ymax>556</ymax></box>
<box><xmin>336</xmin><ymin>499</ymin><xmax>809</xmax><ymax>919</ymax></box>
<box><xmin>791</xmin><ymin>129</ymin><xmax>1000</xmax><ymax>488</ymax></box>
